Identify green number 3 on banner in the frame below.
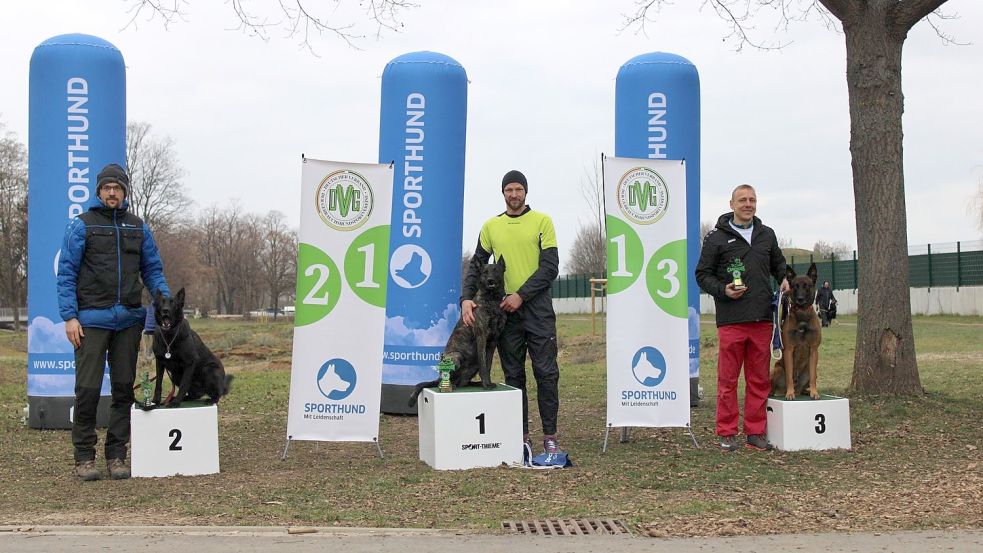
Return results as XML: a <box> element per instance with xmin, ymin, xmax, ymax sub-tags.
<box><xmin>296</xmin><ymin>243</ymin><xmax>342</xmax><ymax>326</ymax></box>
<box><xmin>645</xmin><ymin>239</ymin><xmax>688</xmax><ymax>318</ymax></box>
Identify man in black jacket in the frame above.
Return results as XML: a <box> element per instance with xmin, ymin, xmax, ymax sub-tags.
<box><xmin>695</xmin><ymin>184</ymin><xmax>788</xmax><ymax>452</ymax></box>
<box><xmin>815</xmin><ymin>281</ymin><xmax>837</xmax><ymax>327</ymax></box>
<box><xmin>460</xmin><ymin>170</ymin><xmax>562</xmax><ymax>455</ymax></box>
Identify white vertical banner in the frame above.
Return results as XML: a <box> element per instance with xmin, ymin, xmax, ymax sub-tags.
<box><xmin>604</xmin><ymin>156</ymin><xmax>690</xmax><ymax>428</ymax></box>
<box><xmin>286</xmin><ymin>158</ymin><xmax>393</xmax><ymax>443</ymax></box>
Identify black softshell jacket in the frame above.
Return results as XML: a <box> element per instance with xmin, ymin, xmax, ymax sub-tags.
<box><xmin>695</xmin><ymin>213</ymin><xmax>787</xmax><ymax>327</ymax></box>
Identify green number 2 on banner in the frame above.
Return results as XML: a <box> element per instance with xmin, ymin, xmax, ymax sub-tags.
<box><xmin>303</xmin><ymin>264</ymin><xmax>332</xmax><ymax>305</ymax></box>
<box><xmin>295</xmin><ymin>243</ymin><xmax>342</xmax><ymax>326</ymax></box>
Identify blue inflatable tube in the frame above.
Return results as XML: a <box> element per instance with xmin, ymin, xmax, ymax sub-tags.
<box><xmin>615</xmin><ymin>52</ymin><xmax>702</xmax><ymax>406</ymax></box>
<box><xmin>27</xmin><ymin>34</ymin><xmax>126</xmax><ymax>428</ymax></box>
<box><xmin>378</xmin><ymin>52</ymin><xmax>468</xmax><ymax>413</ymax></box>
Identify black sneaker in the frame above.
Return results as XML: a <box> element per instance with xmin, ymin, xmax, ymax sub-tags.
<box><xmin>745</xmin><ymin>434</ymin><xmax>774</xmax><ymax>451</ymax></box>
<box><xmin>719</xmin><ymin>435</ymin><xmax>737</xmax><ymax>452</ymax></box>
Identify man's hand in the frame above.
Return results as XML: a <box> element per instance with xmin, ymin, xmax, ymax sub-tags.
<box><xmin>461</xmin><ymin>300</ymin><xmax>477</xmax><ymax>327</ymax></box>
<box><xmin>724</xmin><ymin>283</ymin><xmax>747</xmax><ymax>300</ymax></box>
<box><xmin>779</xmin><ymin>278</ymin><xmax>790</xmax><ymax>294</ymax></box>
<box><xmin>500</xmin><ymin>293</ymin><xmax>524</xmax><ymax>313</ymax></box>
<box><xmin>65</xmin><ymin>318</ymin><xmax>84</xmax><ymax>349</ymax></box>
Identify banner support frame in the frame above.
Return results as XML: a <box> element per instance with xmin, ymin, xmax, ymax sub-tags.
<box><xmin>281</xmin><ymin>437</ymin><xmax>385</xmax><ymax>460</ymax></box>
<box><xmin>601</xmin><ymin>424</ymin><xmax>699</xmax><ymax>453</ymax></box>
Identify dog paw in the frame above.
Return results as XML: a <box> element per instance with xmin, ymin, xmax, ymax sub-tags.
<box><xmin>810</xmin><ymin>389</ymin><xmax>820</xmax><ymax>399</ymax></box>
<box><xmin>785</xmin><ymin>391</ymin><xmax>796</xmax><ymax>400</ymax></box>
<box><xmin>482</xmin><ymin>382</ymin><xmax>496</xmax><ymax>389</ymax></box>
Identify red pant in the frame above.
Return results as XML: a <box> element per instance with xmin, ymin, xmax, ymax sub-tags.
<box><xmin>716</xmin><ymin>321</ymin><xmax>772</xmax><ymax>436</ymax></box>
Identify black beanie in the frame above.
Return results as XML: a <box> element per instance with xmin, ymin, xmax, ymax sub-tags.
<box><xmin>501</xmin><ymin>170</ymin><xmax>527</xmax><ymax>193</ymax></box>
<box><xmin>96</xmin><ymin>163</ymin><xmax>129</xmax><ymax>196</ymax></box>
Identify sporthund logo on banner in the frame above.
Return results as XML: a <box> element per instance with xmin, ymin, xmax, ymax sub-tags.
<box><xmin>617</xmin><ymin>167</ymin><xmax>670</xmax><ymax>225</ymax></box>
<box><xmin>622</xmin><ymin>346</ymin><xmax>678</xmax><ymax>406</ymax></box>
<box><xmin>303</xmin><ymin>358</ymin><xmax>367</xmax><ymax>419</ymax></box>
<box><xmin>315</xmin><ymin>170</ymin><xmax>374</xmax><ymax>231</ymax></box>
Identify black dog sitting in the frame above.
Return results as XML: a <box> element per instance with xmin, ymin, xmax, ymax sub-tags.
<box><xmin>408</xmin><ymin>256</ymin><xmax>508</xmax><ymax>407</ymax></box>
<box><xmin>150</xmin><ymin>288</ymin><xmax>232</xmax><ymax>408</ymax></box>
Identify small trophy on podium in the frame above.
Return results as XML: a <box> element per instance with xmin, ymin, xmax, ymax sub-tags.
<box><xmin>437</xmin><ymin>357</ymin><xmax>454</xmax><ymax>392</ymax></box>
<box><xmin>139</xmin><ymin>371</ymin><xmax>153</xmax><ymax>409</ymax></box>
<box><xmin>727</xmin><ymin>258</ymin><xmax>747</xmax><ymax>291</ymax></box>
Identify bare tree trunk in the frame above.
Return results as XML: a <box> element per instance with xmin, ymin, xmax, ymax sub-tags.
<box><xmin>844</xmin><ymin>8</ymin><xmax>922</xmax><ymax>395</ymax></box>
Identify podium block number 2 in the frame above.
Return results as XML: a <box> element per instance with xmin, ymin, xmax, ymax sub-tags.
<box><xmin>169</xmin><ymin>428</ymin><xmax>183</xmax><ymax>451</ymax></box>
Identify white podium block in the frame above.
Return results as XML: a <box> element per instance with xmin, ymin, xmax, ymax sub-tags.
<box><xmin>766</xmin><ymin>395</ymin><xmax>851</xmax><ymax>451</ymax></box>
<box><xmin>418</xmin><ymin>384</ymin><xmax>523</xmax><ymax>470</ymax></box>
<box><xmin>131</xmin><ymin>403</ymin><xmax>220</xmax><ymax>477</ymax></box>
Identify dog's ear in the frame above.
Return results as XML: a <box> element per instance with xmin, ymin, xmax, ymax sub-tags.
<box><xmin>807</xmin><ymin>263</ymin><xmax>818</xmax><ymax>284</ymax></box>
<box><xmin>496</xmin><ymin>255</ymin><xmax>506</xmax><ymax>270</ymax></box>
<box><xmin>175</xmin><ymin>287</ymin><xmax>186</xmax><ymax>308</ymax></box>
<box><xmin>786</xmin><ymin>265</ymin><xmax>797</xmax><ymax>281</ymax></box>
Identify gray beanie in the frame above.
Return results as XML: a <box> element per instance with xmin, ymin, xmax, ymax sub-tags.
<box><xmin>96</xmin><ymin>163</ymin><xmax>129</xmax><ymax>196</ymax></box>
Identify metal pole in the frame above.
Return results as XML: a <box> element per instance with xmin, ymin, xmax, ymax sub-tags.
<box><xmin>957</xmin><ymin>241</ymin><xmax>962</xmax><ymax>291</ymax></box>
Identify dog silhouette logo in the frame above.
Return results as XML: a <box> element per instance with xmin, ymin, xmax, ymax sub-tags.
<box><xmin>632</xmin><ymin>346</ymin><xmax>667</xmax><ymax>387</ymax></box>
<box><xmin>316</xmin><ymin>359</ymin><xmax>357</xmax><ymax>400</ymax></box>
<box><xmin>390</xmin><ymin>244</ymin><xmax>432</xmax><ymax>289</ymax></box>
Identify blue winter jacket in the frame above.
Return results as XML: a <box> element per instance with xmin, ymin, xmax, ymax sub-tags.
<box><xmin>56</xmin><ymin>195</ymin><xmax>170</xmax><ymax>331</ymax></box>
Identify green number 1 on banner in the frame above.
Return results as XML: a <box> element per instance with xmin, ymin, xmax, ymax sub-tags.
<box><xmin>610</xmin><ymin>234</ymin><xmax>632</xmax><ymax>277</ymax></box>
<box><xmin>355</xmin><ymin>243</ymin><xmax>380</xmax><ymax>289</ymax></box>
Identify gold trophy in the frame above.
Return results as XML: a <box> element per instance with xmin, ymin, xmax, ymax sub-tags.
<box><xmin>727</xmin><ymin>258</ymin><xmax>747</xmax><ymax>291</ymax></box>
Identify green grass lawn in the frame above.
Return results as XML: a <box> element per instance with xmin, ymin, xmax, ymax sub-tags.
<box><xmin>0</xmin><ymin>314</ymin><xmax>979</xmax><ymax>536</ymax></box>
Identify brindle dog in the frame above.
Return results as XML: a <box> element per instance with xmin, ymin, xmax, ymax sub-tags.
<box><xmin>408</xmin><ymin>256</ymin><xmax>508</xmax><ymax>407</ymax></box>
<box><xmin>771</xmin><ymin>263</ymin><xmax>822</xmax><ymax>399</ymax></box>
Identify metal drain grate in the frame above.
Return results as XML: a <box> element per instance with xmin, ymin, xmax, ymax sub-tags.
<box><xmin>502</xmin><ymin>518</ymin><xmax>633</xmax><ymax>536</ymax></box>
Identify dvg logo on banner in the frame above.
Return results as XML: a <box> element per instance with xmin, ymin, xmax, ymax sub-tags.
<box><xmin>316</xmin><ymin>170</ymin><xmax>374</xmax><ymax>231</ymax></box>
<box><xmin>316</xmin><ymin>359</ymin><xmax>357</xmax><ymax>400</ymax></box>
<box><xmin>390</xmin><ymin>244</ymin><xmax>432</xmax><ymax>289</ymax></box>
<box><xmin>617</xmin><ymin>167</ymin><xmax>669</xmax><ymax>225</ymax></box>
<box><xmin>632</xmin><ymin>346</ymin><xmax>667</xmax><ymax>387</ymax></box>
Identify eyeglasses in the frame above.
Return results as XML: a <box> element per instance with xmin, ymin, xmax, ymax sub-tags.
<box><xmin>101</xmin><ymin>185</ymin><xmax>124</xmax><ymax>193</ymax></box>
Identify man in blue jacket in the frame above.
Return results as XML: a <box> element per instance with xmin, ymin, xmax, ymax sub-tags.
<box><xmin>57</xmin><ymin>163</ymin><xmax>170</xmax><ymax>481</ymax></box>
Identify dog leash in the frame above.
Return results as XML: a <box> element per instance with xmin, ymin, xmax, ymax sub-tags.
<box><xmin>771</xmin><ymin>289</ymin><xmax>784</xmax><ymax>361</ymax></box>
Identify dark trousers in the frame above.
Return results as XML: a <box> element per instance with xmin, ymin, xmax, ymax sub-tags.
<box><xmin>72</xmin><ymin>324</ymin><xmax>141</xmax><ymax>463</ymax></box>
<box><xmin>497</xmin><ymin>312</ymin><xmax>560</xmax><ymax>436</ymax></box>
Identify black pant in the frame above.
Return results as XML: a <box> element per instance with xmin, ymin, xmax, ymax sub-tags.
<box><xmin>497</xmin><ymin>312</ymin><xmax>560</xmax><ymax>435</ymax></box>
<box><xmin>72</xmin><ymin>325</ymin><xmax>141</xmax><ymax>463</ymax></box>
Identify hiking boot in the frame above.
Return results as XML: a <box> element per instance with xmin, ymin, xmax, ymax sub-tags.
<box><xmin>75</xmin><ymin>460</ymin><xmax>101</xmax><ymax>481</ymax></box>
<box><xmin>719</xmin><ymin>435</ymin><xmax>738</xmax><ymax>452</ymax></box>
<box><xmin>745</xmin><ymin>434</ymin><xmax>774</xmax><ymax>451</ymax></box>
<box><xmin>107</xmin><ymin>458</ymin><xmax>131</xmax><ymax>480</ymax></box>
<box><xmin>543</xmin><ymin>435</ymin><xmax>560</xmax><ymax>454</ymax></box>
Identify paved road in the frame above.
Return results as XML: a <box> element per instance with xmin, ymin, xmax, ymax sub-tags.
<box><xmin>1</xmin><ymin>526</ymin><xmax>980</xmax><ymax>552</ymax></box>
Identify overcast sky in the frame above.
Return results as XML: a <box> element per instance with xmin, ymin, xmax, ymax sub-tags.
<box><xmin>2</xmin><ymin>1</ymin><xmax>981</xmax><ymax>268</ymax></box>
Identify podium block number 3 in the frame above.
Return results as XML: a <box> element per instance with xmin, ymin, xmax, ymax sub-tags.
<box><xmin>169</xmin><ymin>429</ymin><xmax>183</xmax><ymax>451</ymax></box>
<box><xmin>815</xmin><ymin>413</ymin><xmax>826</xmax><ymax>434</ymax></box>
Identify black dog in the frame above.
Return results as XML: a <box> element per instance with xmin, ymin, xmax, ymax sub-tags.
<box><xmin>408</xmin><ymin>257</ymin><xmax>508</xmax><ymax>407</ymax></box>
<box><xmin>150</xmin><ymin>288</ymin><xmax>232</xmax><ymax>408</ymax></box>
